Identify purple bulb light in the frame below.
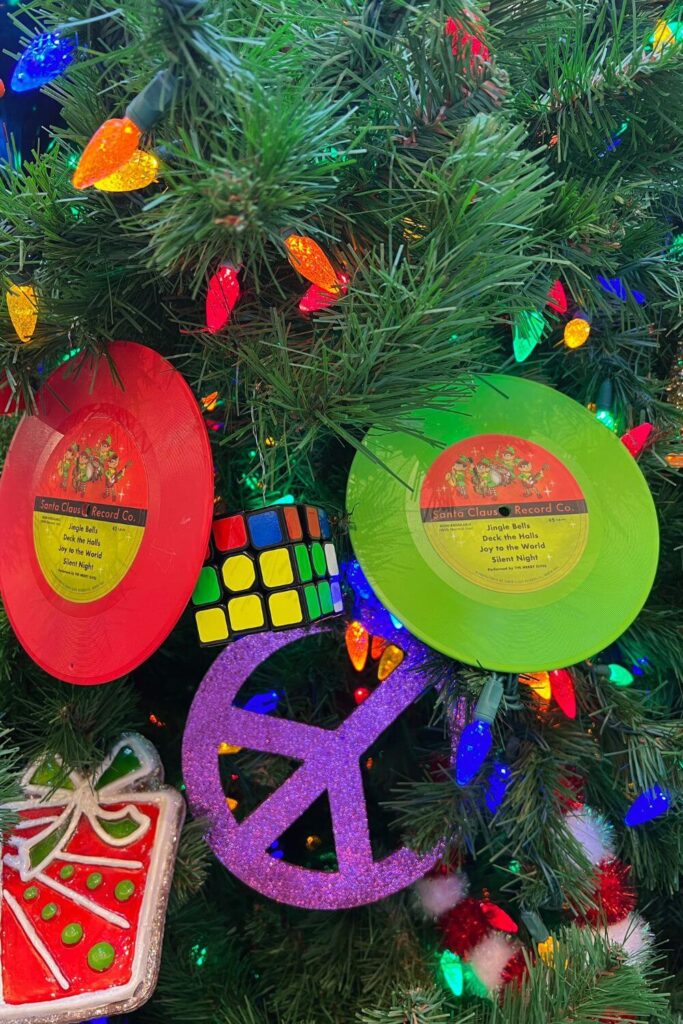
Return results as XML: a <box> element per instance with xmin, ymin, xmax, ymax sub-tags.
<box><xmin>456</xmin><ymin>719</ymin><xmax>493</xmax><ymax>786</ymax></box>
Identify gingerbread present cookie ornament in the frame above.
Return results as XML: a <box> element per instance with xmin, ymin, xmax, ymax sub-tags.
<box><xmin>0</xmin><ymin>734</ymin><xmax>184</xmax><ymax>1023</ymax></box>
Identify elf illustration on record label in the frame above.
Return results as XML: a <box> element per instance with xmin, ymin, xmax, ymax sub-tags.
<box><xmin>55</xmin><ymin>432</ymin><xmax>133</xmax><ymax>503</ymax></box>
<box><xmin>443</xmin><ymin>442</ymin><xmax>549</xmax><ymax>501</ymax></box>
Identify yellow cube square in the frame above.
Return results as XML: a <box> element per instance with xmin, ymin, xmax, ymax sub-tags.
<box><xmin>268</xmin><ymin>589</ymin><xmax>304</xmax><ymax>627</ymax></box>
<box><xmin>228</xmin><ymin>594</ymin><xmax>265</xmax><ymax>632</ymax></box>
<box><xmin>195</xmin><ymin>607</ymin><xmax>230</xmax><ymax>644</ymax></box>
<box><xmin>222</xmin><ymin>553</ymin><xmax>256</xmax><ymax>592</ymax></box>
<box><xmin>259</xmin><ymin>547</ymin><xmax>294</xmax><ymax>589</ymax></box>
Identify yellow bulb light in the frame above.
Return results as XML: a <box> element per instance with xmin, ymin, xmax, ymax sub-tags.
<box><xmin>6</xmin><ymin>283</ymin><xmax>38</xmax><ymax>343</ymax></box>
<box><xmin>93</xmin><ymin>149</ymin><xmax>159</xmax><ymax>192</ymax></box>
<box><xmin>652</xmin><ymin>20</ymin><xmax>675</xmax><ymax>52</ymax></box>
<box><xmin>519</xmin><ymin>671</ymin><xmax>552</xmax><ymax>701</ymax></box>
<box><xmin>563</xmin><ymin>318</ymin><xmax>591</xmax><ymax>349</ymax></box>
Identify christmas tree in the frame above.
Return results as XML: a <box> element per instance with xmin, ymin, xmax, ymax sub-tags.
<box><xmin>0</xmin><ymin>0</ymin><xmax>681</xmax><ymax>1022</ymax></box>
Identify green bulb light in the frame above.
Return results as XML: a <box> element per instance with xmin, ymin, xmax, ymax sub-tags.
<box><xmin>512</xmin><ymin>309</ymin><xmax>546</xmax><ymax>363</ymax></box>
<box><xmin>608</xmin><ymin>664</ymin><xmax>634</xmax><ymax>687</ymax></box>
<box><xmin>596</xmin><ymin>408</ymin><xmax>617</xmax><ymax>431</ymax></box>
<box><xmin>670</xmin><ymin>233</ymin><xmax>683</xmax><ymax>260</ymax></box>
<box><xmin>190</xmin><ymin>943</ymin><xmax>208</xmax><ymax>967</ymax></box>
<box><xmin>439</xmin><ymin>949</ymin><xmax>464</xmax><ymax>997</ymax></box>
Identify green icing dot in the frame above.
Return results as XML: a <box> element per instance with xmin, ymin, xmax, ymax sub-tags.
<box><xmin>22</xmin><ymin>886</ymin><xmax>39</xmax><ymax>901</ymax></box>
<box><xmin>87</xmin><ymin>941</ymin><xmax>115</xmax><ymax>972</ymax></box>
<box><xmin>61</xmin><ymin>923</ymin><xmax>83</xmax><ymax>946</ymax></box>
<box><xmin>86</xmin><ymin>872</ymin><xmax>103</xmax><ymax>891</ymax></box>
<box><xmin>114</xmin><ymin>879</ymin><xmax>136</xmax><ymax>902</ymax></box>
<box><xmin>41</xmin><ymin>902</ymin><xmax>58</xmax><ymax>921</ymax></box>
<box><xmin>59</xmin><ymin>864</ymin><xmax>75</xmax><ymax>880</ymax></box>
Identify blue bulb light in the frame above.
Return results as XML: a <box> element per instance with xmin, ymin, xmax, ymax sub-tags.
<box><xmin>485</xmin><ymin>761</ymin><xmax>512</xmax><ymax>814</ymax></box>
<box><xmin>11</xmin><ymin>32</ymin><xmax>77</xmax><ymax>93</ymax></box>
<box><xmin>455</xmin><ymin>719</ymin><xmax>493</xmax><ymax>787</ymax></box>
<box><xmin>597</xmin><ymin>275</ymin><xmax>646</xmax><ymax>306</ymax></box>
<box><xmin>624</xmin><ymin>784</ymin><xmax>671</xmax><ymax>827</ymax></box>
<box><xmin>241</xmin><ymin>690</ymin><xmax>282</xmax><ymax>715</ymax></box>
<box><xmin>343</xmin><ymin>559</ymin><xmax>404</xmax><ymax>637</ymax></box>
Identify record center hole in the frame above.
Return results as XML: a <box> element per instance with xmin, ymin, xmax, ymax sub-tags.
<box><xmin>498</xmin><ymin>506</ymin><xmax>511</xmax><ymax>517</ymax></box>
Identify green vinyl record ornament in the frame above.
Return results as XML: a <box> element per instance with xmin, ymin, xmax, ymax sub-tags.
<box><xmin>346</xmin><ymin>375</ymin><xmax>659</xmax><ymax>671</ymax></box>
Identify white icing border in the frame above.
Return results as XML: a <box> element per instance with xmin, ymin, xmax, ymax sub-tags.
<box><xmin>0</xmin><ymin>733</ymin><xmax>185</xmax><ymax>1024</ymax></box>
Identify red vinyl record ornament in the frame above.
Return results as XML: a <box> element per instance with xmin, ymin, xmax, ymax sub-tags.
<box><xmin>0</xmin><ymin>342</ymin><xmax>214</xmax><ymax>685</ymax></box>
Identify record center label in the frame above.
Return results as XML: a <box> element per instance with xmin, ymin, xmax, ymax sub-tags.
<box><xmin>32</xmin><ymin>418</ymin><xmax>148</xmax><ymax>604</ymax></box>
<box><xmin>420</xmin><ymin>433</ymin><xmax>588</xmax><ymax>594</ymax></box>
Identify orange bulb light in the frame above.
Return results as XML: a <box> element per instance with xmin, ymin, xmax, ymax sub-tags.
<box><xmin>72</xmin><ymin>116</ymin><xmax>141</xmax><ymax>190</ymax></box>
<box><xmin>345</xmin><ymin>621</ymin><xmax>370</xmax><ymax>672</ymax></box>
<box><xmin>6</xmin><ymin>283</ymin><xmax>38</xmax><ymax>343</ymax></box>
<box><xmin>284</xmin><ymin>233</ymin><xmax>341</xmax><ymax>295</ymax></box>
<box><xmin>370</xmin><ymin>635</ymin><xmax>387</xmax><ymax>660</ymax></box>
<box><xmin>93</xmin><ymin>149</ymin><xmax>159</xmax><ymax>193</ymax></box>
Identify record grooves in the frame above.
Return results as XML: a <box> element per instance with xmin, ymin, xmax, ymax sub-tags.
<box><xmin>0</xmin><ymin>342</ymin><xmax>214</xmax><ymax>685</ymax></box>
<box><xmin>346</xmin><ymin>375</ymin><xmax>659</xmax><ymax>671</ymax></box>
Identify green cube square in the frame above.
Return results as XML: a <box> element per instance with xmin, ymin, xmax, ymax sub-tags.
<box><xmin>317</xmin><ymin>580</ymin><xmax>333</xmax><ymax>615</ymax></box>
<box><xmin>192</xmin><ymin>566</ymin><xmax>221</xmax><ymax>606</ymax></box>
<box><xmin>304</xmin><ymin>584</ymin><xmax>322</xmax><ymax>620</ymax></box>
<box><xmin>311</xmin><ymin>542</ymin><xmax>327</xmax><ymax>578</ymax></box>
<box><xmin>295</xmin><ymin>544</ymin><xmax>313</xmax><ymax>583</ymax></box>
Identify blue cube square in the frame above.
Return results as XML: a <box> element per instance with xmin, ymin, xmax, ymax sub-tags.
<box><xmin>247</xmin><ymin>509</ymin><xmax>283</xmax><ymax>548</ymax></box>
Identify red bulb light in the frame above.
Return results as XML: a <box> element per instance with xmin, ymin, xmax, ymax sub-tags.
<box><xmin>547</xmin><ymin>279</ymin><xmax>568</xmax><ymax>314</ymax></box>
<box><xmin>620</xmin><ymin>423</ymin><xmax>653</xmax><ymax>458</ymax></box>
<box><xmin>549</xmin><ymin>668</ymin><xmax>577</xmax><ymax>719</ymax></box>
<box><xmin>298</xmin><ymin>273</ymin><xmax>350</xmax><ymax>315</ymax></box>
<box><xmin>480</xmin><ymin>901</ymin><xmax>518</xmax><ymax>933</ymax></box>
<box><xmin>206</xmin><ymin>264</ymin><xmax>241</xmax><ymax>333</ymax></box>
<box><xmin>445</xmin><ymin>16</ymin><xmax>490</xmax><ymax>65</ymax></box>
<box><xmin>353</xmin><ymin>687</ymin><xmax>371</xmax><ymax>705</ymax></box>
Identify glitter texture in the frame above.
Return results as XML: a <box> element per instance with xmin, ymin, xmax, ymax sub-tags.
<box><xmin>583</xmin><ymin>858</ymin><xmax>636</xmax><ymax>926</ymax></box>
<box><xmin>182</xmin><ymin>625</ymin><xmax>440</xmax><ymax>909</ymax></box>
<box><xmin>93</xmin><ymin>149</ymin><xmax>159</xmax><ymax>193</ymax></box>
<box><xmin>284</xmin><ymin>234</ymin><xmax>341</xmax><ymax>295</ymax></box>
<box><xmin>440</xmin><ymin>897</ymin><xmax>491</xmax><ymax>956</ymax></box>
<box><xmin>72</xmin><ymin>117</ymin><xmax>141</xmax><ymax>191</ymax></box>
<box><xmin>6</xmin><ymin>283</ymin><xmax>38</xmax><ymax>344</ymax></box>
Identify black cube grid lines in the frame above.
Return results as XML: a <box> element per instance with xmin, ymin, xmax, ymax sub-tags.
<box><xmin>191</xmin><ymin>503</ymin><xmax>343</xmax><ymax>646</ymax></box>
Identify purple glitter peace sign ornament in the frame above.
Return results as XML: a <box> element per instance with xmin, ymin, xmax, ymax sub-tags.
<box><xmin>182</xmin><ymin>625</ymin><xmax>440</xmax><ymax>909</ymax></box>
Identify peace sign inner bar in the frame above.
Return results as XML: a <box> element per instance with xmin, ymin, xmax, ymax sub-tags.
<box><xmin>191</xmin><ymin>503</ymin><xmax>343</xmax><ymax>646</ymax></box>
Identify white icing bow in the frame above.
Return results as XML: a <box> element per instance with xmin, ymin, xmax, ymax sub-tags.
<box><xmin>6</xmin><ymin>736</ymin><xmax>160</xmax><ymax>881</ymax></box>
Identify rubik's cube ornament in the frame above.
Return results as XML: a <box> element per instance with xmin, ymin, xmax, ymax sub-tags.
<box><xmin>191</xmin><ymin>503</ymin><xmax>343</xmax><ymax>646</ymax></box>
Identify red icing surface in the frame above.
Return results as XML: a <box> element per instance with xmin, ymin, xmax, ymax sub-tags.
<box><xmin>2</xmin><ymin>800</ymin><xmax>160</xmax><ymax>1005</ymax></box>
